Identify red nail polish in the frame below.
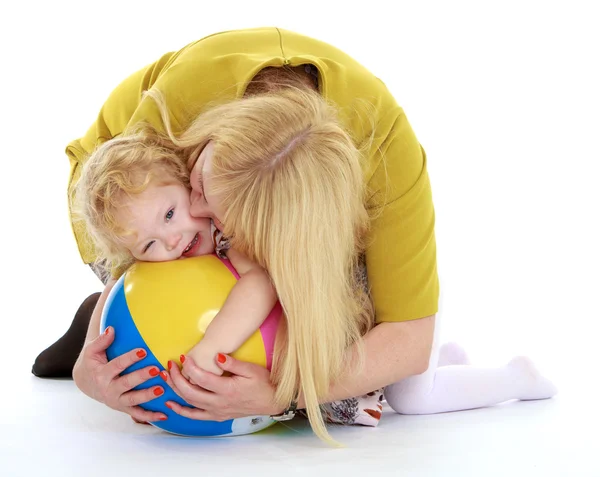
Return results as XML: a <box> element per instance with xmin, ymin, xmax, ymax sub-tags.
<box><xmin>137</xmin><ymin>349</ymin><xmax>147</xmax><ymax>359</ymax></box>
<box><xmin>165</xmin><ymin>402</ymin><xmax>173</xmax><ymax>410</ymax></box>
<box><xmin>159</xmin><ymin>371</ymin><xmax>168</xmax><ymax>382</ymax></box>
<box><xmin>153</xmin><ymin>387</ymin><xmax>164</xmax><ymax>397</ymax></box>
<box><xmin>217</xmin><ymin>353</ymin><xmax>226</xmax><ymax>364</ymax></box>
<box><xmin>159</xmin><ymin>416</ymin><xmax>168</xmax><ymax>421</ymax></box>
<box><xmin>104</xmin><ymin>327</ymin><xmax>110</xmax><ymax>335</ymax></box>
<box><xmin>180</xmin><ymin>355</ymin><xmax>186</xmax><ymax>364</ymax></box>
<box><xmin>168</xmin><ymin>361</ymin><xmax>173</xmax><ymax>370</ymax></box>
<box><xmin>149</xmin><ymin>368</ymin><xmax>159</xmax><ymax>377</ymax></box>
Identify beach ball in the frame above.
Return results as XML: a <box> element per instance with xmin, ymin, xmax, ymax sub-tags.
<box><xmin>100</xmin><ymin>254</ymin><xmax>281</xmax><ymax>437</ymax></box>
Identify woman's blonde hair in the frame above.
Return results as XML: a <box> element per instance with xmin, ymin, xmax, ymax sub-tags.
<box><xmin>146</xmin><ymin>79</ymin><xmax>375</xmax><ymax>443</ymax></box>
<box><xmin>73</xmin><ymin>135</ymin><xmax>190</xmax><ymax>277</ymax></box>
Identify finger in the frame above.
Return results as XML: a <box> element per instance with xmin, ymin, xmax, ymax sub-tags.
<box><xmin>165</xmin><ymin>360</ymin><xmax>187</xmax><ymax>400</ymax></box>
<box><xmin>128</xmin><ymin>406</ymin><xmax>168</xmax><ymax>423</ymax></box>
<box><xmin>105</xmin><ymin>347</ymin><xmax>149</xmax><ymax>380</ymax></box>
<box><xmin>169</xmin><ymin>358</ymin><xmax>200</xmax><ymax>393</ymax></box>
<box><xmin>113</xmin><ymin>365</ymin><xmax>163</xmax><ymax>394</ymax></box>
<box><xmin>165</xmin><ymin>400</ymin><xmax>214</xmax><ymax>421</ymax></box>
<box><xmin>169</xmin><ymin>360</ymin><xmax>220</xmax><ymax>409</ymax></box>
<box><xmin>118</xmin><ymin>384</ymin><xmax>165</xmax><ymax>409</ymax></box>
<box><xmin>181</xmin><ymin>367</ymin><xmax>191</xmax><ymax>382</ymax></box>
<box><xmin>161</xmin><ymin>362</ymin><xmax>186</xmax><ymax>401</ymax></box>
<box><xmin>215</xmin><ymin>353</ymin><xmax>261</xmax><ymax>379</ymax></box>
<box><xmin>181</xmin><ymin>356</ymin><xmax>228</xmax><ymax>393</ymax></box>
<box><xmin>86</xmin><ymin>326</ymin><xmax>115</xmax><ymax>355</ymax></box>
<box><xmin>131</xmin><ymin>416</ymin><xmax>151</xmax><ymax>425</ymax></box>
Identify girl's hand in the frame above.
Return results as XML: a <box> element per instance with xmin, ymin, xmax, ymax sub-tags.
<box><xmin>72</xmin><ymin>326</ymin><xmax>168</xmax><ymax>423</ymax></box>
<box><xmin>165</xmin><ymin>354</ymin><xmax>283</xmax><ymax>421</ymax></box>
<box><xmin>184</xmin><ymin>343</ymin><xmax>223</xmax><ymax>377</ymax></box>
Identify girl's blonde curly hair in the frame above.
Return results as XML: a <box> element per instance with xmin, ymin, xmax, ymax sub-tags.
<box><xmin>73</xmin><ymin>134</ymin><xmax>190</xmax><ymax>277</ymax></box>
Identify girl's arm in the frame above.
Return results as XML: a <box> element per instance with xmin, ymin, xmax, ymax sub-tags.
<box><xmin>185</xmin><ymin>249</ymin><xmax>277</xmax><ymax>374</ymax></box>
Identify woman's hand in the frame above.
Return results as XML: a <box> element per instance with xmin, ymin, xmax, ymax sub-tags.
<box><xmin>72</xmin><ymin>326</ymin><xmax>168</xmax><ymax>423</ymax></box>
<box><xmin>164</xmin><ymin>354</ymin><xmax>283</xmax><ymax>421</ymax></box>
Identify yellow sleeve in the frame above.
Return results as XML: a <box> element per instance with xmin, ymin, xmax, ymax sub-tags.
<box><xmin>365</xmin><ymin>107</ymin><xmax>439</xmax><ymax>323</ymax></box>
<box><xmin>65</xmin><ymin>52</ymin><xmax>176</xmax><ymax>264</ymax></box>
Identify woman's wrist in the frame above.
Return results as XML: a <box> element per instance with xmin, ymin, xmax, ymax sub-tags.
<box><xmin>269</xmin><ymin>391</ymin><xmax>300</xmax><ymax>421</ymax></box>
<box><xmin>72</xmin><ymin>358</ymin><xmax>92</xmax><ymax>399</ymax></box>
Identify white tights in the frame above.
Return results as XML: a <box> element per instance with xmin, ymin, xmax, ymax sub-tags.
<box><xmin>384</xmin><ymin>322</ymin><xmax>557</xmax><ymax>415</ymax></box>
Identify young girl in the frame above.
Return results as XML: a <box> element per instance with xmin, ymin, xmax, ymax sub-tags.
<box><xmin>74</xmin><ymin>133</ymin><xmax>277</xmax><ymax>376</ymax></box>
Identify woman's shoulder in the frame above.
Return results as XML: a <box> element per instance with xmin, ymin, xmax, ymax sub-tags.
<box><xmin>166</xmin><ymin>27</ymin><xmax>283</xmax><ymax>70</ymax></box>
<box><xmin>275</xmin><ymin>29</ymin><xmax>402</xmax><ymax>146</ymax></box>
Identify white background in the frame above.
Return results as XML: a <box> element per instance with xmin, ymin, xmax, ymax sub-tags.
<box><xmin>0</xmin><ymin>1</ymin><xmax>598</xmax><ymax>474</ymax></box>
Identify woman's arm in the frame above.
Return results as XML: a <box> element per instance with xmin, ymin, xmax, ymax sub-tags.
<box><xmin>300</xmin><ymin>315</ymin><xmax>435</xmax><ymax>407</ymax></box>
<box><xmin>184</xmin><ymin>249</ymin><xmax>277</xmax><ymax>375</ymax></box>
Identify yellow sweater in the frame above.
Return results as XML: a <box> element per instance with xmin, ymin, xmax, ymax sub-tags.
<box><xmin>67</xmin><ymin>27</ymin><xmax>438</xmax><ymax>323</ymax></box>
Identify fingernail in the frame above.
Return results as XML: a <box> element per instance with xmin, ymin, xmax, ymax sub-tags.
<box><xmin>159</xmin><ymin>371</ymin><xmax>168</xmax><ymax>382</ymax></box>
<box><xmin>180</xmin><ymin>355</ymin><xmax>186</xmax><ymax>364</ymax></box>
<box><xmin>104</xmin><ymin>327</ymin><xmax>111</xmax><ymax>335</ymax></box>
<box><xmin>159</xmin><ymin>416</ymin><xmax>168</xmax><ymax>421</ymax></box>
<box><xmin>153</xmin><ymin>387</ymin><xmax>164</xmax><ymax>397</ymax></box>
<box><xmin>165</xmin><ymin>402</ymin><xmax>173</xmax><ymax>410</ymax></box>
<box><xmin>137</xmin><ymin>349</ymin><xmax>147</xmax><ymax>359</ymax></box>
<box><xmin>217</xmin><ymin>353</ymin><xmax>226</xmax><ymax>364</ymax></box>
<box><xmin>168</xmin><ymin>361</ymin><xmax>173</xmax><ymax>371</ymax></box>
<box><xmin>149</xmin><ymin>368</ymin><xmax>159</xmax><ymax>377</ymax></box>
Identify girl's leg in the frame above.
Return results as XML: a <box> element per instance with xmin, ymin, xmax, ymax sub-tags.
<box><xmin>32</xmin><ymin>262</ymin><xmax>108</xmax><ymax>378</ymax></box>
<box><xmin>384</xmin><ymin>320</ymin><xmax>557</xmax><ymax>415</ymax></box>
<box><xmin>31</xmin><ymin>292</ymin><xmax>101</xmax><ymax>378</ymax></box>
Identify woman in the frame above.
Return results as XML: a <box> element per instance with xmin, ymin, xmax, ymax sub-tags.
<box><xmin>34</xmin><ymin>28</ymin><xmax>555</xmax><ymax>442</ymax></box>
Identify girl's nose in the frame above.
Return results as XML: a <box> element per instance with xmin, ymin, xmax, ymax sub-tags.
<box><xmin>166</xmin><ymin>233</ymin><xmax>182</xmax><ymax>251</ymax></box>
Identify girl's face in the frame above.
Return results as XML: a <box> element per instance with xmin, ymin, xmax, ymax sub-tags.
<box><xmin>118</xmin><ymin>182</ymin><xmax>215</xmax><ymax>262</ymax></box>
<box><xmin>189</xmin><ymin>141</ymin><xmax>226</xmax><ymax>231</ymax></box>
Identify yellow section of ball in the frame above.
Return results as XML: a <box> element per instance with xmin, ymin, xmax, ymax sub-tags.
<box><xmin>123</xmin><ymin>255</ymin><xmax>267</xmax><ymax>369</ymax></box>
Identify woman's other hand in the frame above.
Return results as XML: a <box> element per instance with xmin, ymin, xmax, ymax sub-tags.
<box><xmin>164</xmin><ymin>354</ymin><xmax>282</xmax><ymax>421</ymax></box>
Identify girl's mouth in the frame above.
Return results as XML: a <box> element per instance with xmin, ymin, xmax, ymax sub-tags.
<box><xmin>182</xmin><ymin>233</ymin><xmax>200</xmax><ymax>257</ymax></box>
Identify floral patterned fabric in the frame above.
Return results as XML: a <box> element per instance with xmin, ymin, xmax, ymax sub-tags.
<box><xmin>299</xmin><ymin>389</ymin><xmax>384</xmax><ymax>427</ymax></box>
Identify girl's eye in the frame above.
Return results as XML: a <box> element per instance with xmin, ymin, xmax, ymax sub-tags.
<box><xmin>143</xmin><ymin>240</ymin><xmax>155</xmax><ymax>253</ymax></box>
<box><xmin>165</xmin><ymin>208</ymin><xmax>174</xmax><ymax>221</ymax></box>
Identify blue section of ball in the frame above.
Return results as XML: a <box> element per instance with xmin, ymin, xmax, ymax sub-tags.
<box><xmin>100</xmin><ymin>275</ymin><xmax>235</xmax><ymax>437</ymax></box>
